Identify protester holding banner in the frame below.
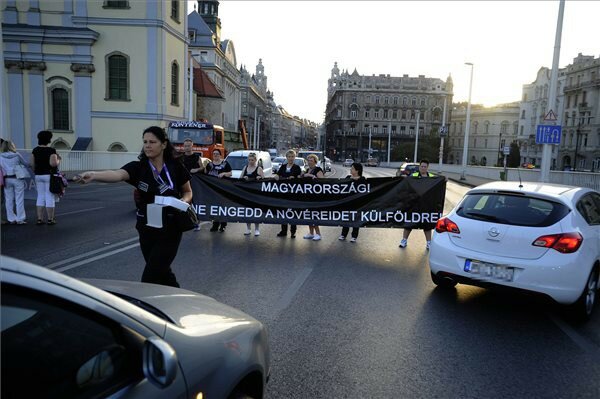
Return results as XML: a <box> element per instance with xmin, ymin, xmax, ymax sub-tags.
<box><xmin>1</xmin><ymin>140</ymin><xmax>29</xmax><ymax>225</ymax></box>
<box><xmin>182</xmin><ymin>138</ymin><xmax>203</xmax><ymax>231</ymax></box>
<box><xmin>275</xmin><ymin>149</ymin><xmax>302</xmax><ymax>238</ymax></box>
<box><xmin>31</xmin><ymin>130</ymin><xmax>60</xmax><ymax>225</ymax></box>
<box><xmin>399</xmin><ymin>159</ymin><xmax>435</xmax><ymax>250</ymax></box>
<box><xmin>303</xmin><ymin>153</ymin><xmax>325</xmax><ymax>241</ymax></box>
<box><xmin>205</xmin><ymin>149</ymin><xmax>232</xmax><ymax>232</ymax></box>
<box><xmin>182</xmin><ymin>138</ymin><xmax>204</xmax><ymax>175</ymax></box>
<box><xmin>339</xmin><ymin>162</ymin><xmax>365</xmax><ymax>243</ymax></box>
<box><xmin>76</xmin><ymin>126</ymin><xmax>192</xmax><ymax>288</ymax></box>
<box><xmin>240</xmin><ymin>152</ymin><xmax>265</xmax><ymax>236</ymax></box>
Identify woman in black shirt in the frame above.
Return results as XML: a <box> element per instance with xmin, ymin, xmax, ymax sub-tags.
<box><xmin>77</xmin><ymin>126</ymin><xmax>192</xmax><ymax>287</ymax></box>
<box><xmin>31</xmin><ymin>130</ymin><xmax>60</xmax><ymax>225</ymax></box>
<box><xmin>339</xmin><ymin>162</ymin><xmax>365</xmax><ymax>243</ymax></box>
<box><xmin>241</xmin><ymin>152</ymin><xmax>264</xmax><ymax>236</ymax></box>
<box><xmin>205</xmin><ymin>149</ymin><xmax>232</xmax><ymax>232</ymax></box>
<box><xmin>303</xmin><ymin>154</ymin><xmax>325</xmax><ymax>241</ymax></box>
<box><xmin>275</xmin><ymin>150</ymin><xmax>302</xmax><ymax>238</ymax></box>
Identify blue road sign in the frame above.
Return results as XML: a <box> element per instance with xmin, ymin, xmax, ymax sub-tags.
<box><xmin>535</xmin><ymin>125</ymin><xmax>562</xmax><ymax>144</ymax></box>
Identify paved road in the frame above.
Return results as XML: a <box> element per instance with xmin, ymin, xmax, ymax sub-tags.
<box><xmin>2</xmin><ymin>163</ymin><xmax>599</xmax><ymax>398</ymax></box>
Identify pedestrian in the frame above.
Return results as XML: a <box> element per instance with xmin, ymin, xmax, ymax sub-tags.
<box><xmin>339</xmin><ymin>162</ymin><xmax>365</xmax><ymax>243</ymax></box>
<box><xmin>205</xmin><ymin>149</ymin><xmax>231</xmax><ymax>232</ymax></box>
<box><xmin>241</xmin><ymin>152</ymin><xmax>264</xmax><ymax>236</ymax></box>
<box><xmin>76</xmin><ymin>126</ymin><xmax>192</xmax><ymax>287</ymax></box>
<box><xmin>303</xmin><ymin>153</ymin><xmax>324</xmax><ymax>241</ymax></box>
<box><xmin>0</xmin><ymin>140</ymin><xmax>28</xmax><ymax>225</ymax></box>
<box><xmin>274</xmin><ymin>149</ymin><xmax>302</xmax><ymax>238</ymax></box>
<box><xmin>181</xmin><ymin>138</ymin><xmax>204</xmax><ymax>231</ymax></box>
<box><xmin>31</xmin><ymin>130</ymin><xmax>60</xmax><ymax>225</ymax></box>
<box><xmin>399</xmin><ymin>159</ymin><xmax>435</xmax><ymax>250</ymax></box>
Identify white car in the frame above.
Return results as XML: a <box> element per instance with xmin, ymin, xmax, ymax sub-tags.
<box><xmin>342</xmin><ymin>159</ymin><xmax>354</xmax><ymax>167</ymax></box>
<box><xmin>429</xmin><ymin>181</ymin><xmax>600</xmax><ymax>321</ymax></box>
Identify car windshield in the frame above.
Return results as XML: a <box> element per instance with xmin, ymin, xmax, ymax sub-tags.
<box><xmin>225</xmin><ymin>156</ymin><xmax>248</xmax><ymax>170</ymax></box>
<box><xmin>273</xmin><ymin>157</ymin><xmax>286</xmax><ymax>164</ymax></box>
<box><xmin>456</xmin><ymin>193</ymin><xmax>570</xmax><ymax>227</ymax></box>
<box><xmin>294</xmin><ymin>159</ymin><xmax>305</xmax><ymax>166</ymax></box>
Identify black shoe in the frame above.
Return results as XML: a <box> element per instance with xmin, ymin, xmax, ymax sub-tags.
<box><xmin>219</xmin><ymin>226</ymin><xmax>226</xmax><ymax>232</ymax></box>
<box><xmin>290</xmin><ymin>233</ymin><xmax>296</xmax><ymax>238</ymax></box>
<box><xmin>210</xmin><ymin>226</ymin><xmax>218</xmax><ymax>232</ymax></box>
<box><xmin>277</xmin><ymin>231</ymin><xmax>287</xmax><ymax>237</ymax></box>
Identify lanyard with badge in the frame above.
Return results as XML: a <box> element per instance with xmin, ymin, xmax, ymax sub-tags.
<box><xmin>148</xmin><ymin>161</ymin><xmax>174</xmax><ymax>194</ymax></box>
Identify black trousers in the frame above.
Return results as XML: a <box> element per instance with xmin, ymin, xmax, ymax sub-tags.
<box><xmin>341</xmin><ymin>226</ymin><xmax>360</xmax><ymax>238</ymax></box>
<box><xmin>280</xmin><ymin>224</ymin><xmax>297</xmax><ymax>234</ymax></box>
<box><xmin>136</xmin><ymin>222</ymin><xmax>182</xmax><ymax>287</ymax></box>
<box><xmin>211</xmin><ymin>221</ymin><xmax>227</xmax><ymax>229</ymax></box>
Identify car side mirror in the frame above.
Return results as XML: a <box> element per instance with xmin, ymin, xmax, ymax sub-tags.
<box><xmin>143</xmin><ymin>336</ymin><xmax>178</xmax><ymax>388</ymax></box>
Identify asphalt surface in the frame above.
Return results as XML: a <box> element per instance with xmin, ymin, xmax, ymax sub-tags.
<box><xmin>2</xmin><ymin>164</ymin><xmax>599</xmax><ymax>398</ymax></box>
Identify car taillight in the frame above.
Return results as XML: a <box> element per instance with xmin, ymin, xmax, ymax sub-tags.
<box><xmin>435</xmin><ymin>217</ymin><xmax>460</xmax><ymax>234</ymax></box>
<box><xmin>532</xmin><ymin>232</ymin><xmax>583</xmax><ymax>253</ymax></box>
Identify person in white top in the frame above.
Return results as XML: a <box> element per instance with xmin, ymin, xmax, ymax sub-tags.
<box><xmin>0</xmin><ymin>140</ymin><xmax>29</xmax><ymax>224</ymax></box>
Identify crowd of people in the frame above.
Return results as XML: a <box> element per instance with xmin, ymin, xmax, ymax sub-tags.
<box><xmin>2</xmin><ymin>128</ymin><xmax>434</xmax><ymax>287</ymax></box>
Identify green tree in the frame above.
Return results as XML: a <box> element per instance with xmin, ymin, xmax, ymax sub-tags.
<box><xmin>508</xmin><ymin>142</ymin><xmax>520</xmax><ymax>167</ymax></box>
<box><xmin>391</xmin><ymin>128</ymin><xmax>450</xmax><ymax>163</ymax></box>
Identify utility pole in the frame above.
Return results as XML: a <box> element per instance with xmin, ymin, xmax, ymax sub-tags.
<box><xmin>438</xmin><ymin>97</ymin><xmax>447</xmax><ymax>173</ymax></box>
<box><xmin>413</xmin><ymin>110</ymin><xmax>420</xmax><ymax>163</ymax></box>
<box><xmin>540</xmin><ymin>0</ymin><xmax>565</xmax><ymax>182</ymax></box>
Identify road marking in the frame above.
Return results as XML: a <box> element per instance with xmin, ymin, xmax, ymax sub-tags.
<box><xmin>548</xmin><ymin>313</ymin><xmax>600</xmax><ymax>360</ymax></box>
<box><xmin>47</xmin><ymin>237</ymin><xmax>139</xmax><ymax>269</ymax></box>
<box><xmin>56</xmin><ymin>207</ymin><xmax>105</xmax><ymax>217</ymax></box>
<box><xmin>270</xmin><ymin>267</ymin><xmax>313</xmax><ymax>320</ymax></box>
<box><xmin>54</xmin><ymin>243</ymin><xmax>139</xmax><ymax>273</ymax></box>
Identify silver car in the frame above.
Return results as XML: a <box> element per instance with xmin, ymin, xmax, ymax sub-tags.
<box><xmin>1</xmin><ymin>256</ymin><xmax>270</xmax><ymax>398</ymax></box>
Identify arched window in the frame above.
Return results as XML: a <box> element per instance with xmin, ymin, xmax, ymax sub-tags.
<box><xmin>51</xmin><ymin>88</ymin><xmax>69</xmax><ymax>130</ymax></box>
<box><xmin>107</xmin><ymin>53</ymin><xmax>129</xmax><ymax>100</ymax></box>
<box><xmin>171</xmin><ymin>61</ymin><xmax>179</xmax><ymax>105</ymax></box>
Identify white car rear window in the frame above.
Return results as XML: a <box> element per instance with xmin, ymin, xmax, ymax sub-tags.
<box><xmin>456</xmin><ymin>193</ymin><xmax>570</xmax><ymax>227</ymax></box>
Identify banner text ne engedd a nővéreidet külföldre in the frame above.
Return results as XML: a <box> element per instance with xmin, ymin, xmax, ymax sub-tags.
<box><xmin>190</xmin><ymin>175</ymin><xmax>446</xmax><ymax>228</ymax></box>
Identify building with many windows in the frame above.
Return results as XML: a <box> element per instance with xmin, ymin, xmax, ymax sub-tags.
<box><xmin>324</xmin><ymin>63</ymin><xmax>453</xmax><ymax>162</ymax></box>
<box><xmin>448</xmin><ymin>102</ymin><xmax>520</xmax><ymax>166</ymax></box>
<box><xmin>559</xmin><ymin>53</ymin><xmax>600</xmax><ymax>171</ymax></box>
<box><xmin>2</xmin><ymin>0</ymin><xmax>188</xmax><ymax>151</ymax></box>
<box><xmin>517</xmin><ymin>66</ymin><xmax>566</xmax><ymax>168</ymax></box>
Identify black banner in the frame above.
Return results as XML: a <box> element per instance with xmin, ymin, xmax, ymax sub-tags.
<box><xmin>190</xmin><ymin>175</ymin><xmax>446</xmax><ymax>228</ymax></box>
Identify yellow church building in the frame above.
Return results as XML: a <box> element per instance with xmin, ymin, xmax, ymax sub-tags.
<box><xmin>1</xmin><ymin>0</ymin><xmax>189</xmax><ymax>152</ymax></box>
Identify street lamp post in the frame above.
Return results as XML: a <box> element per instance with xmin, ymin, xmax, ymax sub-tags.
<box><xmin>461</xmin><ymin>62</ymin><xmax>474</xmax><ymax>180</ymax></box>
<box><xmin>368</xmin><ymin>126</ymin><xmax>372</xmax><ymax>159</ymax></box>
<box><xmin>386</xmin><ymin>117</ymin><xmax>392</xmax><ymax>165</ymax></box>
<box><xmin>413</xmin><ymin>110</ymin><xmax>420</xmax><ymax>163</ymax></box>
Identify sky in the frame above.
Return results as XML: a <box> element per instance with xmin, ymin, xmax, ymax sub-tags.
<box><xmin>188</xmin><ymin>1</ymin><xmax>600</xmax><ymax>123</ymax></box>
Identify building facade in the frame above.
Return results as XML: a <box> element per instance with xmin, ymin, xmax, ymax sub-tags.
<box><xmin>240</xmin><ymin>60</ymin><xmax>269</xmax><ymax>150</ymax></box>
<box><xmin>324</xmin><ymin>63</ymin><xmax>453</xmax><ymax>162</ymax></box>
<box><xmin>2</xmin><ymin>0</ymin><xmax>188</xmax><ymax>151</ymax></box>
<box><xmin>188</xmin><ymin>1</ymin><xmax>241</xmax><ymax>134</ymax></box>
<box><xmin>559</xmin><ymin>53</ymin><xmax>600</xmax><ymax>171</ymax></box>
<box><xmin>517</xmin><ymin>66</ymin><xmax>566</xmax><ymax>169</ymax></box>
<box><xmin>449</xmin><ymin>103</ymin><xmax>520</xmax><ymax>166</ymax></box>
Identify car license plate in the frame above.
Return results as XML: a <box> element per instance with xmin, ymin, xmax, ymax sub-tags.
<box><xmin>464</xmin><ymin>259</ymin><xmax>514</xmax><ymax>282</ymax></box>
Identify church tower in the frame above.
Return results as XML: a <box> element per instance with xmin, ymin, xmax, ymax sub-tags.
<box><xmin>198</xmin><ymin>0</ymin><xmax>221</xmax><ymax>44</ymax></box>
<box><xmin>255</xmin><ymin>58</ymin><xmax>267</xmax><ymax>92</ymax></box>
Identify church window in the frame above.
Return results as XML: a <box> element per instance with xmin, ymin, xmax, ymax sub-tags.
<box><xmin>171</xmin><ymin>1</ymin><xmax>180</xmax><ymax>21</ymax></box>
<box><xmin>171</xmin><ymin>61</ymin><xmax>179</xmax><ymax>105</ymax></box>
<box><xmin>103</xmin><ymin>1</ymin><xmax>129</xmax><ymax>8</ymax></box>
<box><xmin>106</xmin><ymin>53</ymin><xmax>129</xmax><ymax>100</ymax></box>
<box><xmin>51</xmin><ymin>88</ymin><xmax>69</xmax><ymax>130</ymax></box>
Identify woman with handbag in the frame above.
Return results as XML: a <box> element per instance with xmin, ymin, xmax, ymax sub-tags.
<box><xmin>0</xmin><ymin>140</ymin><xmax>28</xmax><ymax>224</ymax></box>
<box><xmin>76</xmin><ymin>126</ymin><xmax>192</xmax><ymax>288</ymax></box>
<box><xmin>31</xmin><ymin>130</ymin><xmax>60</xmax><ymax>225</ymax></box>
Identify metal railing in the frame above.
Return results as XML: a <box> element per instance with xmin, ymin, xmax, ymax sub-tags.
<box><xmin>52</xmin><ymin>150</ymin><xmax>139</xmax><ymax>172</ymax></box>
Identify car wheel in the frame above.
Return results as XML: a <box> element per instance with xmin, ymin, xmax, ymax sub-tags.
<box><xmin>569</xmin><ymin>266</ymin><xmax>599</xmax><ymax>322</ymax></box>
<box><xmin>430</xmin><ymin>272</ymin><xmax>457</xmax><ymax>288</ymax></box>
